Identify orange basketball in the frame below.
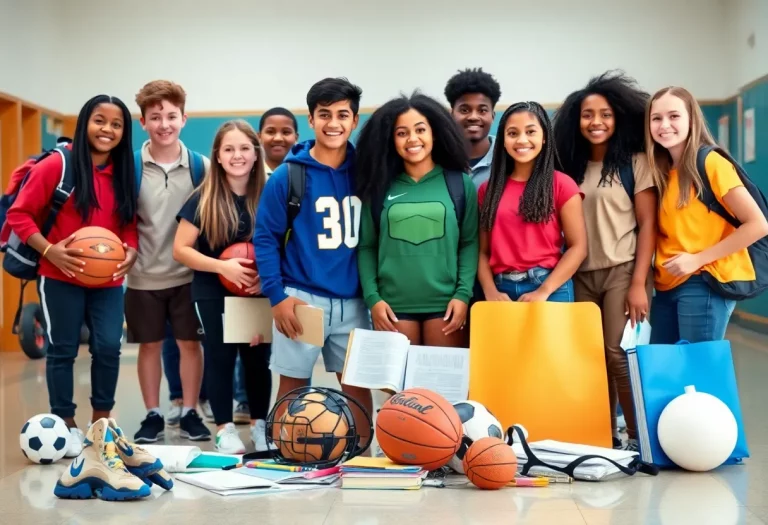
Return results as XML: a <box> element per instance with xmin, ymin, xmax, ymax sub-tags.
<box><xmin>66</xmin><ymin>226</ymin><xmax>125</xmax><ymax>286</ymax></box>
<box><xmin>375</xmin><ymin>388</ymin><xmax>462</xmax><ymax>471</ymax></box>
<box><xmin>463</xmin><ymin>437</ymin><xmax>518</xmax><ymax>490</ymax></box>
<box><xmin>218</xmin><ymin>242</ymin><xmax>256</xmax><ymax>297</ymax></box>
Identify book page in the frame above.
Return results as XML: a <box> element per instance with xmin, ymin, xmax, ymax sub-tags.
<box><xmin>403</xmin><ymin>346</ymin><xmax>469</xmax><ymax>403</ymax></box>
<box><xmin>341</xmin><ymin>329</ymin><xmax>410</xmax><ymax>392</ymax></box>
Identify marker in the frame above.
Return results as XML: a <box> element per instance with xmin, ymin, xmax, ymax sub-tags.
<box><xmin>509</xmin><ymin>478</ymin><xmax>549</xmax><ymax>488</ymax></box>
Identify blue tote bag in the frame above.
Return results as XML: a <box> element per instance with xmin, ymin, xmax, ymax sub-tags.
<box><xmin>627</xmin><ymin>339</ymin><xmax>749</xmax><ymax>468</ymax></box>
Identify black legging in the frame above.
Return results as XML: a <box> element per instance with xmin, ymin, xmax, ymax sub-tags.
<box><xmin>194</xmin><ymin>297</ymin><xmax>272</xmax><ymax>425</ymax></box>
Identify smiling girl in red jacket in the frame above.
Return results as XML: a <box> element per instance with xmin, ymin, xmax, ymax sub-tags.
<box><xmin>6</xmin><ymin>95</ymin><xmax>138</xmax><ymax>458</ymax></box>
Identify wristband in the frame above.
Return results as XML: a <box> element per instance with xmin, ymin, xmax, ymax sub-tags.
<box><xmin>42</xmin><ymin>244</ymin><xmax>52</xmax><ymax>258</ymax></box>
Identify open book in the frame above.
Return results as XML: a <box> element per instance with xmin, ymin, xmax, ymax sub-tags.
<box><xmin>340</xmin><ymin>329</ymin><xmax>469</xmax><ymax>403</ymax></box>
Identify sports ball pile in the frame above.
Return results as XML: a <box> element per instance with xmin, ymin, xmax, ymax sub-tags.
<box><xmin>375</xmin><ymin>388</ymin><xmax>517</xmax><ymax>489</ymax></box>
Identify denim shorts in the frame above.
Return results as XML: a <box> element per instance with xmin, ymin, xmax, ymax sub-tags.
<box><xmin>493</xmin><ymin>267</ymin><xmax>574</xmax><ymax>302</ymax></box>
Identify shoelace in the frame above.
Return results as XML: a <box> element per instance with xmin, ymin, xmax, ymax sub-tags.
<box><xmin>103</xmin><ymin>442</ymin><xmax>126</xmax><ymax>471</ymax></box>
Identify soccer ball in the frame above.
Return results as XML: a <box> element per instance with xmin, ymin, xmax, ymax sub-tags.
<box><xmin>20</xmin><ymin>414</ymin><xmax>70</xmax><ymax>465</ymax></box>
<box><xmin>448</xmin><ymin>400</ymin><xmax>504</xmax><ymax>474</ymax></box>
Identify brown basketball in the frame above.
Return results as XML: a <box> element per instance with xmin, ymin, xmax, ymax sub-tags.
<box><xmin>218</xmin><ymin>242</ymin><xmax>256</xmax><ymax>297</ymax></box>
<box><xmin>277</xmin><ymin>391</ymin><xmax>350</xmax><ymax>464</ymax></box>
<box><xmin>66</xmin><ymin>226</ymin><xmax>125</xmax><ymax>286</ymax></box>
<box><xmin>463</xmin><ymin>436</ymin><xmax>517</xmax><ymax>490</ymax></box>
<box><xmin>375</xmin><ymin>388</ymin><xmax>462</xmax><ymax>471</ymax></box>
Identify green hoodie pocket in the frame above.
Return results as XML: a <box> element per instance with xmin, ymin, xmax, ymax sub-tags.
<box><xmin>387</xmin><ymin>202</ymin><xmax>446</xmax><ymax>246</ymax></box>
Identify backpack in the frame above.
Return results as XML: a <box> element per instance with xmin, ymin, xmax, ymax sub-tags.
<box><xmin>0</xmin><ymin>147</ymin><xmax>76</xmax><ymax>281</ymax></box>
<box><xmin>283</xmin><ymin>163</ymin><xmax>466</xmax><ymax>242</ymax></box>
<box><xmin>618</xmin><ymin>162</ymin><xmax>635</xmax><ymax>203</ymax></box>
<box><xmin>133</xmin><ymin>148</ymin><xmax>206</xmax><ymax>194</ymax></box>
<box><xmin>694</xmin><ymin>145</ymin><xmax>768</xmax><ymax>300</ymax></box>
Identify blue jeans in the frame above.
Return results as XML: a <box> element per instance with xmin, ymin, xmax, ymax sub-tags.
<box><xmin>494</xmin><ymin>267</ymin><xmax>574</xmax><ymax>302</ymax></box>
<box><xmin>650</xmin><ymin>275</ymin><xmax>736</xmax><ymax>344</ymax></box>
<box><xmin>39</xmin><ymin>277</ymin><xmax>125</xmax><ymax>419</ymax></box>
<box><xmin>161</xmin><ymin>324</ymin><xmax>247</xmax><ymax>403</ymax></box>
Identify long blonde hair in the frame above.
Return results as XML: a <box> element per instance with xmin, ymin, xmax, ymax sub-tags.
<box><xmin>197</xmin><ymin>119</ymin><xmax>266</xmax><ymax>250</ymax></box>
<box><xmin>645</xmin><ymin>86</ymin><xmax>717</xmax><ymax>207</ymax></box>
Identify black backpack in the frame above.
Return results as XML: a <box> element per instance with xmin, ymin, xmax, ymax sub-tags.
<box><xmin>283</xmin><ymin>163</ymin><xmax>466</xmax><ymax>240</ymax></box>
<box><xmin>694</xmin><ymin>145</ymin><xmax>768</xmax><ymax>300</ymax></box>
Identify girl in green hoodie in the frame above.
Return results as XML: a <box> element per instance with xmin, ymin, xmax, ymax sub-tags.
<box><xmin>355</xmin><ymin>93</ymin><xmax>479</xmax><ymax>348</ymax></box>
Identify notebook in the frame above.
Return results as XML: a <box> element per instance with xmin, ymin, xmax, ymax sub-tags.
<box><xmin>138</xmin><ymin>445</ymin><xmax>241</xmax><ymax>472</ymax></box>
<box><xmin>627</xmin><ymin>339</ymin><xmax>749</xmax><ymax>468</ymax></box>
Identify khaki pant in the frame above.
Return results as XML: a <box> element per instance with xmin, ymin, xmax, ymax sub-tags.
<box><xmin>574</xmin><ymin>261</ymin><xmax>653</xmax><ymax>440</ymax></box>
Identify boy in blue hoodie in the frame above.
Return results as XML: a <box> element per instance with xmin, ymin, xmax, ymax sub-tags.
<box><xmin>254</xmin><ymin>77</ymin><xmax>372</xmax><ymax>449</ymax></box>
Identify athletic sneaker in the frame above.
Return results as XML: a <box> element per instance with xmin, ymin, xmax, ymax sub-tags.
<box><xmin>216</xmin><ymin>423</ymin><xmax>246</xmax><ymax>454</ymax></box>
<box><xmin>180</xmin><ymin>409</ymin><xmax>211</xmax><ymax>441</ymax></box>
<box><xmin>623</xmin><ymin>439</ymin><xmax>639</xmax><ymax>452</ymax></box>
<box><xmin>54</xmin><ymin>419</ymin><xmax>150</xmax><ymax>501</ymax></box>
<box><xmin>612</xmin><ymin>437</ymin><xmax>623</xmax><ymax>450</ymax></box>
<box><xmin>167</xmin><ymin>400</ymin><xmax>183</xmax><ymax>428</ymax></box>
<box><xmin>199</xmin><ymin>400</ymin><xmax>215</xmax><ymax>423</ymax></box>
<box><xmin>65</xmin><ymin>427</ymin><xmax>86</xmax><ymax>458</ymax></box>
<box><xmin>234</xmin><ymin>402</ymin><xmax>250</xmax><ymax>425</ymax></box>
<box><xmin>250</xmin><ymin>420</ymin><xmax>277</xmax><ymax>452</ymax></box>
<box><xmin>133</xmin><ymin>412</ymin><xmax>165</xmax><ymax>444</ymax></box>
<box><xmin>108</xmin><ymin>418</ymin><xmax>173</xmax><ymax>490</ymax></box>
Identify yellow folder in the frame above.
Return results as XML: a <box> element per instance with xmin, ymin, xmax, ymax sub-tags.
<box><xmin>468</xmin><ymin>301</ymin><xmax>611</xmax><ymax>448</ymax></box>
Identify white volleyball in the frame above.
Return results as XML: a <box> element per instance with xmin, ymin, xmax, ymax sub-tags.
<box><xmin>657</xmin><ymin>385</ymin><xmax>737</xmax><ymax>472</ymax></box>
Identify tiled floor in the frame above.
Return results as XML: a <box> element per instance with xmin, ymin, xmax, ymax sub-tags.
<box><xmin>1</xmin><ymin>324</ymin><xmax>767</xmax><ymax>524</ymax></box>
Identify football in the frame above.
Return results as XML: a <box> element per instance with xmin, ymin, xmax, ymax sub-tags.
<box><xmin>20</xmin><ymin>414</ymin><xmax>70</xmax><ymax>465</ymax></box>
<box><xmin>448</xmin><ymin>400</ymin><xmax>504</xmax><ymax>474</ymax></box>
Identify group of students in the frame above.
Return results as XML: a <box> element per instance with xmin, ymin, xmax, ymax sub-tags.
<box><xmin>6</xmin><ymin>68</ymin><xmax>768</xmax><ymax>459</ymax></box>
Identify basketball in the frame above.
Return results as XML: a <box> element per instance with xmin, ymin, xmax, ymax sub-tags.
<box><xmin>218</xmin><ymin>241</ymin><xmax>256</xmax><ymax>296</ymax></box>
<box><xmin>277</xmin><ymin>390</ymin><xmax>351</xmax><ymax>464</ymax></box>
<box><xmin>462</xmin><ymin>437</ymin><xmax>518</xmax><ymax>490</ymax></box>
<box><xmin>375</xmin><ymin>388</ymin><xmax>462</xmax><ymax>471</ymax></box>
<box><xmin>66</xmin><ymin>226</ymin><xmax>125</xmax><ymax>286</ymax></box>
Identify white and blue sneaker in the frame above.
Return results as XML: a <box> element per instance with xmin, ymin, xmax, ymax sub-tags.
<box><xmin>54</xmin><ymin>419</ymin><xmax>150</xmax><ymax>501</ymax></box>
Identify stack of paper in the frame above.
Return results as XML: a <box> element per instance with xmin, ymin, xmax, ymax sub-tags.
<box><xmin>340</xmin><ymin>457</ymin><xmax>428</xmax><ymax>490</ymax></box>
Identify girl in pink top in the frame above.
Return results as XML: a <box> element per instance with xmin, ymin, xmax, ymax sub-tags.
<box><xmin>477</xmin><ymin>101</ymin><xmax>587</xmax><ymax>302</ymax></box>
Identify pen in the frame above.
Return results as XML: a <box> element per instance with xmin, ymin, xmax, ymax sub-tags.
<box><xmin>222</xmin><ymin>462</ymin><xmax>243</xmax><ymax>471</ymax></box>
<box><xmin>245</xmin><ymin>461</ymin><xmax>307</xmax><ymax>472</ymax></box>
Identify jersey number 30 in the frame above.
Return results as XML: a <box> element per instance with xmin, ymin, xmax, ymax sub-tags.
<box><xmin>316</xmin><ymin>196</ymin><xmax>362</xmax><ymax>249</ymax></box>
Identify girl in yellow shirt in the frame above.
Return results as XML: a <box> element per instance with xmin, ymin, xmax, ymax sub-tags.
<box><xmin>646</xmin><ymin>87</ymin><xmax>768</xmax><ymax>344</ymax></box>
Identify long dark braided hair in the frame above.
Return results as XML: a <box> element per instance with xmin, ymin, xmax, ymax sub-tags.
<box><xmin>480</xmin><ymin>101</ymin><xmax>557</xmax><ymax>230</ymax></box>
<box><xmin>71</xmin><ymin>95</ymin><xmax>136</xmax><ymax>225</ymax></box>
<box><xmin>553</xmin><ymin>70</ymin><xmax>648</xmax><ymax>187</ymax></box>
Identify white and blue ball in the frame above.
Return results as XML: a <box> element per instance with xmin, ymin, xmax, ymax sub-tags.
<box><xmin>20</xmin><ymin>414</ymin><xmax>70</xmax><ymax>465</ymax></box>
<box><xmin>448</xmin><ymin>400</ymin><xmax>504</xmax><ymax>474</ymax></box>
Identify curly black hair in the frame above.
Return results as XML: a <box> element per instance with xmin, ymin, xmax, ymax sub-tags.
<box><xmin>444</xmin><ymin>68</ymin><xmax>502</xmax><ymax>108</ymax></box>
<box><xmin>553</xmin><ymin>70</ymin><xmax>649</xmax><ymax>186</ymax></box>
<box><xmin>355</xmin><ymin>92</ymin><xmax>469</xmax><ymax>205</ymax></box>
<box><xmin>480</xmin><ymin>101</ymin><xmax>557</xmax><ymax>229</ymax></box>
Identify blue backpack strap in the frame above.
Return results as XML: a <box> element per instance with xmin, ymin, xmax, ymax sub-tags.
<box><xmin>188</xmin><ymin>150</ymin><xmax>205</xmax><ymax>187</ymax></box>
<box><xmin>618</xmin><ymin>162</ymin><xmax>635</xmax><ymax>203</ymax></box>
<box><xmin>40</xmin><ymin>147</ymin><xmax>76</xmax><ymax>237</ymax></box>
<box><xmin>444</xmin><ymin>170</ymin><xmax>466</xmax><ymax>225</ymax></box>
<box><xmin>133</xmin><ymin>149</ymin><xmax>143</xmax><ymax>195</ymax></box>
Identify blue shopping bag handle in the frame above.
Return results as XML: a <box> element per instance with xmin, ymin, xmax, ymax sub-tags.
<box><xmin>676</xmin><ymin>340</ymin><xmax>690</xmax><ymax>345</ymax></box>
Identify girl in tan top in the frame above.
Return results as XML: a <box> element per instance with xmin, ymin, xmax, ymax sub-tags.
<box><xmin>554</xmin><ymin>71</ymin><xmax>657</xmax><ymax>452</ymax></box>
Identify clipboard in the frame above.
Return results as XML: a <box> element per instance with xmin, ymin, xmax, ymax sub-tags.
<box><xmin>223</xmin><ymin>297</ymin><xmax>325</xmax><ymax>346</ymax></box>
